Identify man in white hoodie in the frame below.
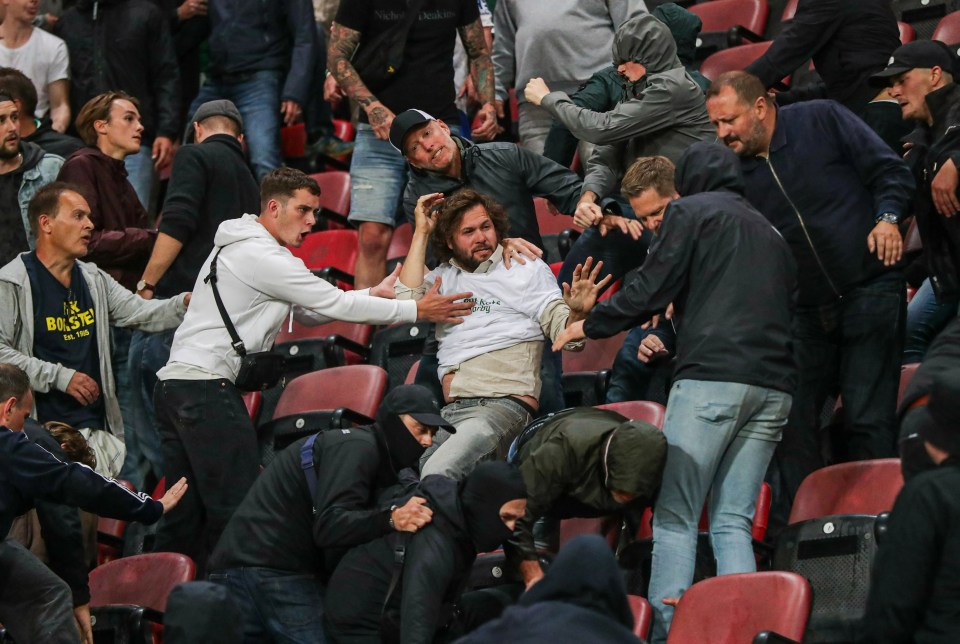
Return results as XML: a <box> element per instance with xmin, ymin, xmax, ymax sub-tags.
<box><xmin>153</xmin><ymin>167</ymin><xmax>474</xmax><ymax>569</ymax></box>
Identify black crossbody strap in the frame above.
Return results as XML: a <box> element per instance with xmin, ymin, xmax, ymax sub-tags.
<box><xmin>203</xmin><ymin>248</ymin><xmax>247</xmax><ymax>357</ymax></box>
<box><xmin>383</xmin><ymin>533</ymin><xmax>410</xmax><ymax>615</ymax></box>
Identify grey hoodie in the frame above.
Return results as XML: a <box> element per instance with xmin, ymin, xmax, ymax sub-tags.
<box><xmin>540</xmin><ymin>14</ymin><xmax>715</xmax><ymax>200</ymax></box>
<box><xmin>0</xmin><ymin>255</ymin><xmax>187</xmax><ymax>437</ymax></box>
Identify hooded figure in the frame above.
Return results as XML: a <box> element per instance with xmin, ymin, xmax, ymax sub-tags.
<box><xmin>537</xmin><ymin>14</ymin><xmax>715</xmax><ymax>209</ymax></box>
<box><xmin>457</xmin><ymin>534</ymin><xmax>640</xmax><ymax>644</ymax></box>
<box><xmin>505</xmin><ymin>407</ymin><xmax>667</xmax><ymax>568</ymax></box>
<box><xmin>325</xmin><ymin>462</ymin><xmax>528</xmax><ymax>644</ymax></box>
<box><xmin>206</xmin><ymin>385</ymin><xmax>453</xmax><ymax>643</ymax></box>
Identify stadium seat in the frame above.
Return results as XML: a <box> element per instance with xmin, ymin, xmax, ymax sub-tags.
<box><xmin>935</xmin><ymin>10</ymin><xmax>960</xmax><ymax>46</ymax></box>
<box><xmin>280</xmin><ymin>122</ymin><xmax>307</xmax><ymax>159</ymax></box>
<box><xmin>332</xmin><ymin>118</ymin><xmax>355</xmax><ymax>142</ymax></box>
<box><xmin>701</xmin><ymin>42</ymin><xmax>789</xmax><ymax>85</ymax></box>
<box><xmin>558</xmin><ymin>516</ymin><xmax>620</xmax><ymax>550</ymax></box>
<box><xmin>628</xmin><ymin>595</ymin><xmax>653</xmax><ymax>641</ymax></box>
<box><xmin>899</xmin><ymin>362</ymin><xmax>921</xmax><ymax>405</ymax></box>
<box><xmin>241</xmin><ymin>391</ymin><xmax>261</xmax><ymax>423</ymax></box>
<box><xmin>898</xmin><ymin>21</ymin><xmax>916</xmax><ymax>44</ymax></box>
<box><xmin>368</xmin><ymin>322</ymin><xmax>433</xmax><ymax>391</ymax></box>
<box><xmin>636</xmin><ymin>482</ymin><xmax>772</xmax><ymax>543</ymax></box>
<box><xmin>595</xmin><ymin>400</ymin><xmax>666</xmax><ymax>429</ymax></box>
<box><xmin>690</xmin><ymin>0</ymin><xmax>769</xmax><ymax>53</ymax></box>
<box><xmin>310</xmin><ymin>171</ymin><xmax>351</xmax><ymax>229</ymax></box>
<box><xmin>388</xmin><ymin>222</ymin><xmax>413</xmax><ymax>265</ymax></box>
<box><xmin>274</xmin><ymin>319</ymin><xmax>372</xmax><ymax>371</ymax></box>
<box><xmin>666</xmin><ymin>572</ymin><xmax>811</xmax><ymax>643</ymax></box>
<box><xmin>534</xmin><ymin>197</ymin><xmax>577</xmax><ymax>235</ymax></box>
<box><xmin>405</xmin><ymin>359</ymin><xmax>420</xmax><ymax>385</ymax></box>
<box><xmin>788</xmin><ymin>458</ymin><xmax>903</xmax><ymax>524</ymax></box>
<box><xmin>258</xmin><ymin>365</ymin><xmax>388</xmax><ymax>459</ymax></box>
<box><xmin>780</xmin><ymin>0</ymin><xmax>799</xmax><ymax>22</ymax></box>
<box><xmin>561</xmin><ymin>331</ymin><xmax>627</xmax><ymax>406</ymax></box>
<box><xmin>289</xmin><ymin>229</ymin><xmax>358</xmax><ymax>289</ymax></box>
<box><xmin>89</xmin><ymin>552</ymin><xmax>196</xmax><ymax>644</ymax></box>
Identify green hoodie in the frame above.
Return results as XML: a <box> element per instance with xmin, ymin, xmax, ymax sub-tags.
<box><xmin>505</xmin><ymin>407</ymin><xmax>667</xmax><ymax>561</ymax></box>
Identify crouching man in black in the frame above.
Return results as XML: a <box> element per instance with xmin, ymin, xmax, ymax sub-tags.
<box><xmin>324</xmin><ymin>461</ymin><xmax>528</xmax><ymax>644</ymax></box>
<box><xmin>207</xmin><ymin>385</ymin><xmax>455</xmax><ymax>643</ymax></box>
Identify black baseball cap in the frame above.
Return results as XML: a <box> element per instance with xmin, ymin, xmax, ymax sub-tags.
<box><xmin>381</xmin><ymin>384</ymin><xmax>456</xmax><ymax>432</ymax></box>
<box><xmin>870</xmin><ymin>40</ymin><xmax>958</xmax><ymax>86</ymax></box>
<box><xmin>389</xmin><ymin>109</ymin><xmax>436</xmax><ymax>153</ymax></box>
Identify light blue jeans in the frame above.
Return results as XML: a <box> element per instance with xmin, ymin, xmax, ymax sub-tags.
<box><xmin>420</xmin><ymin>397</ymin><xmax>531</xmax><ymax>480</ymax></box>
<box><xmin>123</xmin><ymin>144</ymin><xmax>155</xmax><ymax>214</ymax></box>
<box><xmin>647</xmin><ymin>379</ymin><xmax>792</xmax><ymax>643</ymax></box>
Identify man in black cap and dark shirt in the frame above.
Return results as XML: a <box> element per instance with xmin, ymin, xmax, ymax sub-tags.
<box><xmin>207</xmin><ymin>384</ymin><xmax>454</xmax><ymax>643</ymax></box>
<box><xmin>873</xmin><ymin>41</ymin><xmax>960</xmax><ymax>311</ymax></box>
<box><xmin>861</xmin><ymin>371</ymin><xmax>960</xmax><ymax>643</ymax></box>
<box><xmin>122</xmin><ymin>99</ymin><xmax>260</xmax><ymax>490</ymax></box>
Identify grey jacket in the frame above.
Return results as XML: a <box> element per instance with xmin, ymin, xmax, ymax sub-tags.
<box><xmin>17</xmin><ymin>142</ymin><xmax>64</xmax><ymax>249</ymax></box>
<box><xmin>540</xmin><ymin>14</ymin><xmax>715</xmax><ymax>199</ymax></box>
<box><xmin>403</xmin><ymin>136</ymin><xmax>582</xmax><ymax>258</ymax></box>
<box><xmin>0</xmin><ymin>255</ymin><xmax>187</xmax><ymax>437</ymax></box>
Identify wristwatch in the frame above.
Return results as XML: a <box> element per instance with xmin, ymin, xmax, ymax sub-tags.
<box><xmin>388</xmin><ymin>504</ymin><xmax>398</xmax><ymax>530</ymax></box>
<box><xmin>136</xmin><ymin>279</ymin><xmax>155</xmax><ymax>293</ymax></box>
<box><xmin>876</xmin><ymin>212</ymin><xmax>900</xmax><ymax>225</ymax></box>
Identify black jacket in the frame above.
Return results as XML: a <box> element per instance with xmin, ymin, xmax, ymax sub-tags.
<box><xmin>206</xmin><ymin>0</ymin><xmax>316</xmax><ymax>107</ymax></box>
<box><xmin>739</xmin><ymin>100</ymin><xmax>914</xmax><ymax>305</ymax></box>
<box><xmin>902</xmin><ymin>83</ymin><xmax>960</xmax><ymax>301</ymax></box>
<box><xmin>0</xmin><ymin>426</ymin><xmax>162</xmax><ymax>540</ymax></box>
<box><xmin>746</xmin><ymin>0</ymin><xmax>900</xmax><ymax>113</ymax></box>
<box><xmin>57</xmin><ymin>0</ymin><xmax>181</xmax><ymax>143</ymax></box>
<box><xmin>21</xmin><ymin>420</ymin><xmax>90</xmax><ymax>606</ymax></box>
<box><xmin>860</xmin><ymin>459</ymin><xmax>960</xmax><ymax>643</ymax></box>
<box><xmin>584</xmin><ymin>143</ymin><xmax>798</xmax><ymax>395</ymax></box>
<box><xmin>457</xmin><ymin>534</ymin><xmax>639</xmax><ymax>644</ymax></box>
<box><xmin>209</xmin><ymin>426</ymin><xmax>402</xmax><ymax>578</ymax></box>
<box><xmin>156</xmin><ymin>134</ymin><xmax>260</xmax><ymax>297</ymax></box>
<box><xmin>403</xmin><ymin>136</ymin><xmax>582</xmax><ymax>259</ymax></box>
<box><xmin>324</xmin><ymin>476</ymin><xmax>477</xmax><ymax>644</ymax></box>
<box><xmin>24</xmin><ymin>122</ymin><xmax>85</xmax><ymax>160</ymax></box>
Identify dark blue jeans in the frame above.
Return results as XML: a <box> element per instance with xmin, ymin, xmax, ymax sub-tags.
<box><xmin>605</xmin><ymin>324</ymin><xmax>676</xmax><ymax>404</ymax></box>
<box><xmin>557</xmin><ymin>218</ymin><xmax>653</xmax><ymax>290</ymax></box>
<box><xmin>153</xmin><ymin>378</ymin><xmax>260</xmax><ymax>573</ymax></box>
<box><xmin>208</xmin><ymin>568</ymin><xmax>326</xmax><ymax>644</ymax></box>
<box><xmin>903</xmin><ymin>278</ymin><xmax>959</xmax><ymax>363</ymax></box>
<box><xmin>120</xmin><ymin>329</ymin><xmax>174</xmax><ymax>490</ymax></box>
<box><xmin>774</xmin><ymin>273</ymin><xmax>906</xmax><ymax>507</ymax></box>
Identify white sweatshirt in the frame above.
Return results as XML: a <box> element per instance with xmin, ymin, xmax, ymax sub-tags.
<box><xmin>160</xmin><ymin>214</ymin><xmax>417</xmax><ymax>382</ymax></box>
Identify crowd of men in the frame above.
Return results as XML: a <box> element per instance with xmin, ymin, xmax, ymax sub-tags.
<box><xmin>1</xmin><ymin>0</ymin><xmax>960</xmax><ymax>642</ymax></box>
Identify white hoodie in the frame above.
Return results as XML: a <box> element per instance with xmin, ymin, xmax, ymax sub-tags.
<box><xmin>159</xmin><ymin>214</ymin><xmax>417</xmax><ymax>382</ymax></box>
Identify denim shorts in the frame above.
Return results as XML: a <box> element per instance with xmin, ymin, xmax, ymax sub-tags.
<box><xmin>348</xmin><ymin>122</ymin><xmax>460</xmax><ymax>227</ymax></box>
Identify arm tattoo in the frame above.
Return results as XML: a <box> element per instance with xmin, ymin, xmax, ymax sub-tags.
<box><xmin>459</xmin><ymin>19</ymin><xmax>495</xmax><ymax>105</ymax></box>
<box><xmin>328</xmin><ymin>22</ymin><xmax>378</xmax><ymax>105</ymax></box>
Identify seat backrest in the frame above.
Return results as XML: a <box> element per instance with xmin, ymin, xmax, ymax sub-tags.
<box><xmin>273</xmin><ymin>365</ymin><xmax>388</xmax><ymax>419</ymax></box>
<box><xmin>667</xmin><ymin>571</ymin><xmax>811</xmax><ymax>643</ymax></box>
<box><xmin>241</xmin><ymin>391</ymin><xmax>261</xmax><ymax>422</ymax></box>
<box><xmin>700</xmin><ymin>42</ymin><xmax>776</xmax><ymax>82</ymax></box>
<box><xmin>89</xmin><ymin>553</ymin><xmax>196</xmax><ymax>612</ymax></box>
<box><xmin>310</xmin><ymin>171</ymin><xmax>351</xmax><ymax>218</ymax></box>
<box><xmin>558</xmin><ymin>516</ymin><xmax>619</xmax><ymax>550</ymax></box>
<box><xmin>628</xmin><ymin>595</ymin><xmax>652</xmax><ymax>640</ymax></box>
<box><xmin>289</xmin><ymin>229</ymin><xmax>358</xmax><ymax>272</ymax></box>
<box><xmin>637</xmin><ymin>482</ymin><xmax>771</xmax><ymax>541</ymax></box>
<box><xmin>899</xmin><ymin>362</ymin><xmax>920</xmax><ymax>405</ymax></box>
<box><xmin>789</xmin><ymin>458</ymin><xmax>904</xmax><ymax>524</ymax></box>
<box><xmin>389</xmin><ymin>223</ymin><xmax>413</xmax><ymax>260</ymax></box>
<box><xmin>280</xmin><ymin>122</ymin><xmax>307</xmax><ymax>159</ymax></box>
<box><xmin>369</xmin><ymin>322</ymin><xmax>431</xmax><ymax>391</ymax></box>
<box><xmin>781</xmin><ymin>0</ymin><xmax>799</xmax><ymax>22</ymax></box>
<box><xmin>405</xmin><ymin>359</ymin><xmax>420</xmax><ymax>385</ymax></box>
<box><xmin>534</xmin><ymin>197</ymin><xmax>576</xmax><ymax>235</ymax></box>
<box><xmin>934</xmin><ymin>10</ymin><xmax>960</xmax><ymax>45</ymax></box>
<box><xmin>274</xmin><ymin>319</ymin><xmax>372</xmax><ymax>365</ymax></box>
<box><xmin>898</xmin><ymin>21</ymin><xmax>916</xmax><ymax>44</ymax></box>
<box><xmin>562</xmin><ymin>331</ymin><xmax>628</xmax><ymax>372</ymax></box>
<box><xmin>595</xmin><ymin>401</ymin><xmax>666</xmax><ymax>429</ymax></box>
<box><xmin>690</xmin><ymin>0</ymin><xmax>769</xmax><ymax>35</ymax></box>
<box><xmin>332</xmin><ymin>118</ymin><xmax>355</xmax><ymax>142</ymax></box>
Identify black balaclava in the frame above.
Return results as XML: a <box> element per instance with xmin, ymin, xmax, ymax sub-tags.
<box><xmin>375</xmin><ymin>399</ymin><xmax>427</xmax><ymax>474</ymax></box>
<box><xmin>459</xmin><ymin>461</ymin><xmax>527</xmax><ymax>552</ymax></box>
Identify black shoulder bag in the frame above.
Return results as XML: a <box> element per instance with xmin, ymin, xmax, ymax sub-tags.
<box><xmin>204</xmin><ymin>249</ymin><xmax>286</xmax><ymax>392</ymax></box>
<box><xmin>350</xmin><ymin>0</ymin><xmax>430</xmax><ymax>93</ymax></box>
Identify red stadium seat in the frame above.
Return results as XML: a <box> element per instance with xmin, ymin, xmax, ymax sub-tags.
<box><xmin>310</xmin><ymin>171</ymin><xmax>351</xmax><ymax>227</ymax></box>
<box><xmin>332</xmin><ymin>118</ymin><xmax>355</xmax><ymax>142</ymax></box>
<box><xmin>389</xmin><ymin>222</ymin><xmax>413</xmax><ymax>260</ymax></box>
<box><xmin>280</xmin><ymin>122</ymin><xmax>307</xmax><ymax>159</ymax></box>
<box><xmin>534</xmin><ymin>197</ymin><xmax>579</xmax><ymax>235</ymax></box>
<box><xmin>636</xmin><ymin>482</ymin><xmax>772</xmax><ymax>542</ymax></box>
<box><xmin>788</xmin><ymin>458</ymin><xmax>904</xmax><ymax>524</ymax></box>
<box><xmin>274</xmin><ymin>319</ymin><xmax>372</xmax><ymax>368</ymax></box>
<box><xmin>241</xmin><ymin>392</ymin><xmax>261</xmax><ymax>422</ymax></box>
<box><xmin>667</xmin><ymin>572</ymin><xmax>811</xmax><ymax>643</ymax></box>
<box><xmin>629</xmin><ymin>595</ymin><xmax>653</xmax><ymax>640</ymax></box>
<box><xmin>289</xmin><ymin>229</ymin><xmax>358</xmax><ymax>289</ymax></box>
<box><xmin>595</xmin><ymin>400</ymin><xmax>666</xmax><ymax>429</ymax></box>
<box><xmin>898</xmin><ymin>21</ymin><xmax>916</xmax><ymax>44</ymax></box>
<box><xmin>899</xmin><ymin>362</ymin><xmax>920</xmax><ymax>404</ymax></box>
<box><xmin>935</xmin><ymin>10</ymin><xmax>960</xmax><ymax>46</ymax></box>
<box><xmin>690</xmin><ymin>0</ymin><xmax>769</xmax><ymax>42</ymax></box>
<box><xmin>701</xmin><ymin>42</ymin><xmax>788</xmax><ymax>84</ymax></box>
<box><xmin>405</xmin><ymin>360</ymin><xmax>420</xmax><ymax>385</ymax></box>
<box><xmin>781</xmin><ymin>0</ymin><xmax>799</xmax><ymax>22</ymax></box>
<box><xmin>558</xmin><ymin>516</ymin><xmax>620</xmax><ymax>550</ymax></box>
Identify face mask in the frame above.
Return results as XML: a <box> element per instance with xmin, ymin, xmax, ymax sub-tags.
<box><xmin>459</xmin><ymin>462</ymin><xmax>526</xmax><ymax>552</ymax></box>
<box><xmin>379</xmin><ymin>413</ymin><xmax>427</xmax><ymax>473</ymax></box>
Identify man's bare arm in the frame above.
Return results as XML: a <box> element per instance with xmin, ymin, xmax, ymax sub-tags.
<box><xmin>328</xmin><ymin>22</ymin><xmax>394</xmax><ymax>138</ymax></box>
<box><xmin>138</xmin><ymin>232</ymin><xmax>184</xmax><ymax>298</ymax></box>
<box><xmin>459</xmin><ymin>18</ymin><xmax>498</xmax><ymax>140</ymax></box>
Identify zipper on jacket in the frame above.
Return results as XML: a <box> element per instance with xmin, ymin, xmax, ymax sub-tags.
<box><xmin>764</xmin><ymin>157</ymin><xmax>843</xmax><ymax>300</ymax></box>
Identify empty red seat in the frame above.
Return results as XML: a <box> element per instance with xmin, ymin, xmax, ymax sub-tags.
<box><xmin>289</xmin><ymin>229</ymin><xmax>358</xmax><ymax>289</ymax></box>
<box><xmin>690</xmin><ymin>0</ymin><xmax>769</xmax><ymax>38</ymax></box>
<box><xmin>562</xmin><ymin>331</ymin><xmax>627</xmax><ymax>373</ymax></box>
<box><xmin>788</xmin><ymin>458</ymin><xmax>903</xmax><ymax>524</ymax></box>
<box><xmin>389</xmin><ymin>222</ymin><xmax>413</xmax><ymax>260</ymax></box>
<box><xmin>332</xmin><ymin>118</ymin><xmax>355</xmax><ymax>142</ymax></box>
<box><xmin>280</xmin><ymin>122</ymin><xmax>307</xmax><ymax>159</ymax></box>
<box><xmin>273</xmin><ymin>365</ymin><xmax>388</xmax><ymax>421</ymax></box>
<box><xmin>781</xmin><ymin>0</ymin><xmax>799</xmax><ymax>22</ymax></box>
<box><xmin>701</xmin><ymin>42</ymin><xmax>784</xmax><ymax>83</ymax></box>
<box><xmin>595</xmin><ymin>400</ymin><xmax>665</xmax><ymax>428</ymax></box>
<box><xmin>273</xmin><ymin>319</ymin><xmax>372</xmax><ymax>367</ymax></box>
<box><xmin>935</xmin><ymin>10</ymin><xmax>960</xmax><ymax>46</ymax></box>
<box><xmin>898</xmin><ymin>21</ymin><xmax>916</xmax><ymax>44</ymax></box>
<box><xmin>629</xmin><ymin>595</ymin><xmax>653</xmax><ymax>640</ymax></box>
<box><xmin>310</xmin><ymin>171</ymin><xmax>351</xmax><ymax>222</ymax></box>
<box><xmin>535</xmin><ymin>197</ymin><xmax>578</xmax><ymax>235</ymax></box>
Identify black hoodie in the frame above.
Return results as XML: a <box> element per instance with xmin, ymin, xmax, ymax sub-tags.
<box><xmin>457</xmin><ymin>534</ymin><xmax>639</xmax><ymax>644</ymax></box>
<box><xmin>584</xmin><ymin>142</ymin><xmax>798</xmax><ymax>395</ymax></box>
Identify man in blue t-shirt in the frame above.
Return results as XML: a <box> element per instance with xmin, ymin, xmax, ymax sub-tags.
<box><xmin>0</xmin><ymin>182</ymin><xmax>189</xmax><ymax>476</ymax></box>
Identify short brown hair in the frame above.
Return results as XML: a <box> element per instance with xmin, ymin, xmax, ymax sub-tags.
<box><xmin>706</xmin><ymin>71</ymin><xmax>768</xmax><ymax>105</ymax></box>
<box><xmin>431</xmin><ymin>188</ymin><xmax>510</xmax><ymax>264</ymax></box>
<box><xmin>44</xmin><ymin>421</ymin><xmax>97</xmax><ymax>469</ymax></box>
<box><xmin>621</xmin><ymin>156</ymin><xmax>676</xmax><ymax>200</ymax></box>
<box><xmin>259</xmin><ymin>167</ymin><xmax>321</xmax><ymax>211</ymax></box>
<box><xmin>0</xmin><ymin>363</ymin><xmax>30</xmax><ymax>405</ymax></box>
<box><xmin>0</xmin><ymin>67</ymin><xmax>37</xmax><ymax>116</ymax></box>
<box><xmin>27</xmin><ymin>181</ymin><xmax>86</xmax><ymax>234</ymax></box>
<box><xmin>74</xmin><ymin>91</ymin><xmax>140</xmax><ymax>146</ymax></box>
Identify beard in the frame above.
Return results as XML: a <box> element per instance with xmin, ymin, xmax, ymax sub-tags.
<box><xmin>451</xmin><ymin>243</ymin><xmax>494</xmax><ymax>271</ymax></box>
<box><xmin>724</xmin><ymin>118</ymin><xmax>768</xmax><ymax>158</ymax></box>
<box><xmin>0</xmin><ymin>138</ymin><xmax>20</xmax><ymax>160</ymax></box>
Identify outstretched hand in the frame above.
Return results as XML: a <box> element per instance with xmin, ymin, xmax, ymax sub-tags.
<box><xmin>552</xmin><ymin>319</ymin><xmax>586</xmax><ymax>352</ymax></box>
<box><xmin>563</xmin><ymin>257</ymin><xmax>612</xmax><ymax>321</ymax></box>
<box><xmin>159</xmin><ymin>477</ymin><xmax>189</xmax><ymax>514</ymax></box>
<box><xmin>416</xmin><ymin>277</ymin><xmax>474</xmax><ymax>324</ymax></box>
<box><xmin>370</xmin><ymin>263</ymin><xmax>402</xmax><ymax>299</ymax></box>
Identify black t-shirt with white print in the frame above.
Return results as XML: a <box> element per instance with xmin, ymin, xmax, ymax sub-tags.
<box><xmin>22</xmin><ymin>252</ymin><xmax>105</xmax><ymax>429</ymax></box>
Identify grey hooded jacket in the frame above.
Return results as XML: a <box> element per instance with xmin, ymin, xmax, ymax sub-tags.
<box><xmin>540</xmin><ymin>14</ymin><xmax>715</xmax><ymax>200</ymax></box>
<box><xmin>0</xmin><ymin>255</ymin><xmax>187</xmax><ymax>437</ymax></box>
